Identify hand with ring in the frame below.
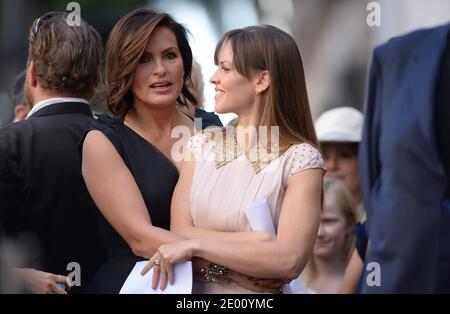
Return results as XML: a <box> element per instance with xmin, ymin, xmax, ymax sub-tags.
<box><xmin>140</xmin><ymin>252</ymin><xmax>172</xmax><ymax>290</ymax></box>
<box><xmin>141</xmin><ymin>240</ymin><xmax>198</xmax><ymax>290</ymax></box>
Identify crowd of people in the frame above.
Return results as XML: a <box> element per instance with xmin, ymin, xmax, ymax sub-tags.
<box><xmin>0</xmin><ymin>7</ymin><xmax>449</xmax><ymax>294</ymax></box>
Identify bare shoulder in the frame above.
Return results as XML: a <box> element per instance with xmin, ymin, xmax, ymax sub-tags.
<box><xmin>82</xmin><ymin>130</ymin><xmax>122</xmax><ymax>163</ymax></box>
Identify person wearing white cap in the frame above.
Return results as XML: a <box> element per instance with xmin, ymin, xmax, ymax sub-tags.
<box><xmin>314</xmin><ymin>106</ymin><xmax>369</xmax><ymax>294</ymax></box>
<box><xmin>315</xmin><ymin>106</ymin><xmax>363</xmax><ymax>213</ymax></box>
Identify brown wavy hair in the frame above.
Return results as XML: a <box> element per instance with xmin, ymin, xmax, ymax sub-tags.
<box><xmin>28</xmin><ymin>14</ymin><xmax>102</xmax><ymax>98</ymax></box>
<box><xmin>214</xmin><ymin>25</ymin><xmax>318</xmax><ymax>152</ymax></box>
<box><xmin>106</xmin><ymin>8</ymin><xmax>196</xmax><ymax>118</ymax></box>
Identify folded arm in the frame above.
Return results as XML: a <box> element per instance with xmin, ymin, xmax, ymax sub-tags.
<box><xmin>165</xmin><ymin>156</ymin><xmax>322</xmax><ymax>281</ymax></box>
<box><xmin>191</xmin><ymin>169</ymin><xmax>322</xmax><ymax>280</ymax></box>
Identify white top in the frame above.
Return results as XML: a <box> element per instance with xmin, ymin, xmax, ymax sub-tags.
<box><xmin>187</xmin><ymin>131</ymin><xmax>325</xmax><ymax>293</ymax></box>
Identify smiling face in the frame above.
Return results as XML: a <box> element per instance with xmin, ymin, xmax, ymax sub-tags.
<box><xmin>313</xmin><ymin>194</ymin><xmax>352</xmax><ymax>259</ymax></box>
<box><xmin>131</xmin><ymin>27</ymin><xmax>184</xmax><ymax>110</ymax></box>
<box><xmin>209</xmin><ymin>42</ymin><xmax>257</xmax><ymax>115</ymax></box>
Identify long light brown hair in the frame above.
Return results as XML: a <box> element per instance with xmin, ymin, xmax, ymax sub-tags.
<box><xmin>106</xmin><ymin>7</ymin><xmax>196</xmax><ymax>118</ymax></box>
<box><xmin>214</xmin><ymin>25</ymin><xmax>318</xmax><ymax>152</ymax></box>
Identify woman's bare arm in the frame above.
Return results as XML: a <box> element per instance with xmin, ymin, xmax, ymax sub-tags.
<box><xmin>82</xmin><ymin>130</ymin><xmax>184</xmax><ymax>258</ymax></box>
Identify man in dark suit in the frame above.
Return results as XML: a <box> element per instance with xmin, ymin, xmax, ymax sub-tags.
<box><xmin>0</xmin><ymin>12</ymin><xmax>106</xmax><ymax>293</ymax></box>
<box><xmin>360</xmin><ymin>23</ymin><xmax>450</xmax><ymax>293</ymax></box>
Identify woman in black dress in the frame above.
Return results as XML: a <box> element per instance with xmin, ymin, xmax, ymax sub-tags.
<box><xmin>80</xmin><ymin>8</ymin><xmax>214</xmax><ymax>293</ymax></box>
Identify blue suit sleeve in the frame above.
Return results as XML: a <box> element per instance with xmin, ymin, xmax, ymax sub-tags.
<box><xmin>359</xmin><ymin>48</ymin><xmax>382</xmax><ymax>236</ymax></box>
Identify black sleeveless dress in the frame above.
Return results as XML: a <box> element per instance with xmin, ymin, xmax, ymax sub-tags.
<box><xmin>83</xmin><ymin>114</ymin><xmax>179</xmax><ymax>293</ymax></box>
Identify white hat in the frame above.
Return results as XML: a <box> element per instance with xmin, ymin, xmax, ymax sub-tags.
<box><xmin>315</xmin><ymin>106</ymin><xmax>363</xmax><ymax>142</ymax></box>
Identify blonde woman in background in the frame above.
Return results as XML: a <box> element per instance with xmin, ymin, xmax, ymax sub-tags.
<box><xmin>291</xmin><ymin>177</ymin><xmax>357</xmax><ymax>293</ymax></box>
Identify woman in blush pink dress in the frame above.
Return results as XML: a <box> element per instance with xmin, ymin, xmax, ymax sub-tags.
<box><xmin>143</xmin><ymin>25</ymin><xmax>326</xmax><ymax>294</ymax></box>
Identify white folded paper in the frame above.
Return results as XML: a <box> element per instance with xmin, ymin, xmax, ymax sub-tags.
<box><xmin>245</xmin><ymin>199</ymin><xmax>292</xmax><ymax>294</ymax></box>
<box><xmin>245</xmin><ymin>199</ymin><xmax>276</xmax><ymax>235</ymax></box>
<box><xmin>119</xmin><ymin>260</ymin><xmax>192</xmax><ymax>294</ymax></box>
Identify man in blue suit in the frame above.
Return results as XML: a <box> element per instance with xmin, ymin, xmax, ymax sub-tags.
<box><xmin>360</xmin><ymin>23</ymin><xmax>450</xmax><ymax>293</ymax></box>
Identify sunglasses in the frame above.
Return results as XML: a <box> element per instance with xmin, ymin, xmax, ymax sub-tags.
<box><xmin>34</xmin><ymin>11</ymin><xmax>67</xmax><ymax>34</ymax></box>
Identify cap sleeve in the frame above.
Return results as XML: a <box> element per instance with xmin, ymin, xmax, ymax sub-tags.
<box><xmin>285</xmin><ymin>143</ymin><xmax>326</xmax><ymax>178</ymax></box>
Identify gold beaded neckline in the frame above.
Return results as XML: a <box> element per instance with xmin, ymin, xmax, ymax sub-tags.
<box><xmin>213</xmin><ymin>129</ymin><xmax>281</xmax><ymax>174</ymax></box>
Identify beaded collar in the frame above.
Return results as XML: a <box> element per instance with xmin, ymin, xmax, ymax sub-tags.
<box><xmin>210</xmin><ymin>129</ymin><xmax>281</xmax><ymax>174</ymax></box>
